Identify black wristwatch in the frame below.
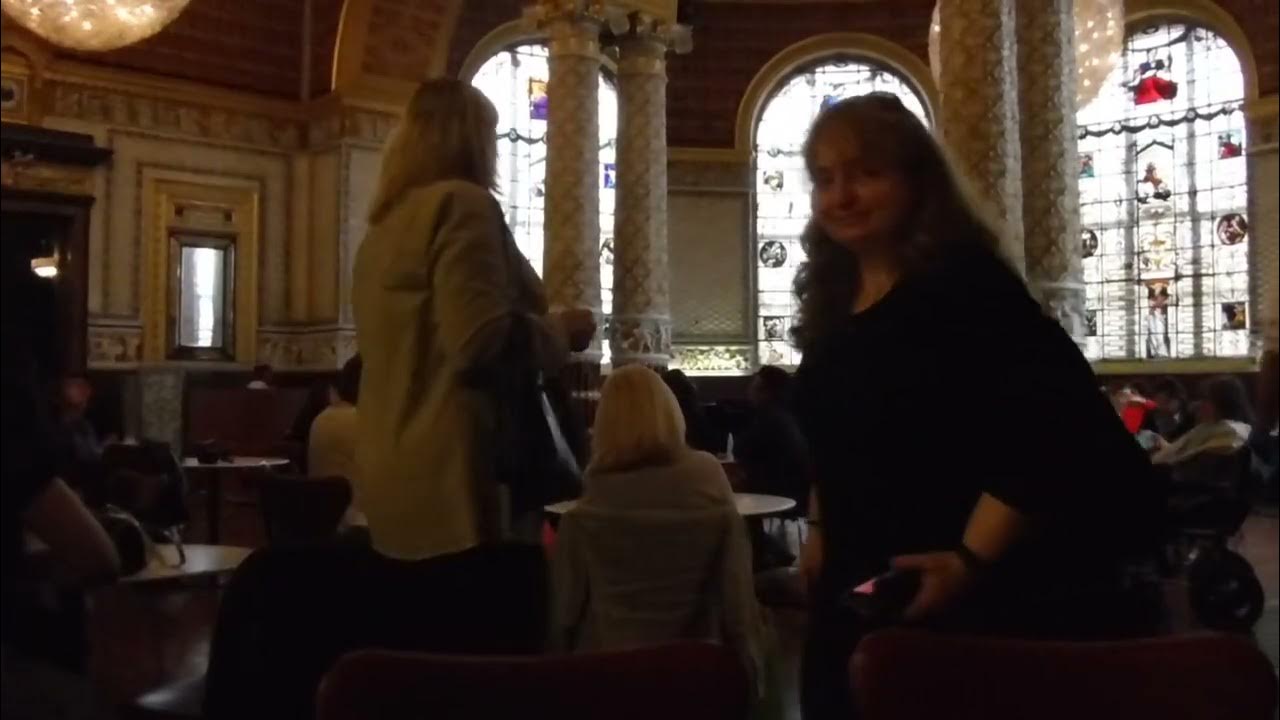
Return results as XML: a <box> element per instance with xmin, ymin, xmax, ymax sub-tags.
<box><xmin>954</xmin><ymin>543</ymin><xmax>988</xmax><ymax>576</ymax></box>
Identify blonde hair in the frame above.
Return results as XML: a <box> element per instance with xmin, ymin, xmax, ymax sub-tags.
<box><xmin>367</xmin><ymin>79</ymin><xmax>499</xmax><ymax>223</ymax></box>
<box><xmin>589</xmin><ymin>365</ymin><xmax>688</xmax><ymax>474</ymax></box>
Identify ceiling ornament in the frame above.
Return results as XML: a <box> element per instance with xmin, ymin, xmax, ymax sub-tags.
<box><xmin>2</xmin><ymin>0</ymin><xmax>192</xmax><ymax>52</ymax></box>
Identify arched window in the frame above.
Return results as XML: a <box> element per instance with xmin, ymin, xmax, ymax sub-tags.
<box><xmin>754</xmin><ymin>59</ymin><xmax>929</xmax><ymax>367</ymax></box>
<box><xmin>470</xmin><ymin>43</ymin><xmax>619</xmax><ymax>362</ymax></box>
<box><xmin>1077</xmin><ymin>23</ymin><xmax>1249</xmax><ymax>360</ymax></box>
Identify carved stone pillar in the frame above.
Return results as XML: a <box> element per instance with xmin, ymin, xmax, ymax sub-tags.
<box><xmin>936</xmin><ymin>0</ymin><xmax>1024</xmax><ymax>271</ymax></box>
<box><xmin>537</xmin><ymin>3</ymin><xmax>605</xmax><ymax>392</ymax></box>
<box><xmin>610</xmin><ymin>22</ymin><xmax>674</xmax><ymax>367</ymax></box>
<box><xmin>1017</xmin><ymin>0</ymin><xmax>1085</xmax><ymax>343</ymax></box>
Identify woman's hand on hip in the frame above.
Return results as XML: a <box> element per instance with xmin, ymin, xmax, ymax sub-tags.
<box><xmin>890</xmin><ymin>550</ymin><xmax>974</xmax><ymax>621</ymax></box>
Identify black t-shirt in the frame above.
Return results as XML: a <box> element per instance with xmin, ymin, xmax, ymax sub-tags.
<box><xmin>2</xmin><ymin>318</ymin><xmax>60</xmax><ymax>647</ymax></box>
<box><xmin>793</xmin><ymin>248</ymin><xmax>1163</xmax><ymax>635</ymax></box>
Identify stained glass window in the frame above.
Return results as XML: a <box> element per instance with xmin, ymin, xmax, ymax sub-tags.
<box><xmin>470</xmin><ymin>44</ymin><xmax>619</xmax><ymax>363</ymax></box>
<box><xmin>1077</xmin><ymin>23</ymin><xmax>1249</xmax><ymax>360</ymax></box>
<box><xmin>754</xmin><ymin>59</ymin><xmax>929</xmax><ymax>367</ymax></box>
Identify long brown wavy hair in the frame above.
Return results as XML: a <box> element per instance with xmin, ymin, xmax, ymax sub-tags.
<box><xmin>789</xmin><ymin>93</ymin><xmax>1006</xmax><ymax>351</ymax></box>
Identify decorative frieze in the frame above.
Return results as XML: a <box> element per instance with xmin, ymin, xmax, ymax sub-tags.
<box><xmin>257</xmin><ymin>328</ymin><xmax>358</xmax><ymax>370</ymax></box>
<box><xmin>48</xmin><ymin>80</ymin><xmax>304</xmax><ymax>150</ymax></box>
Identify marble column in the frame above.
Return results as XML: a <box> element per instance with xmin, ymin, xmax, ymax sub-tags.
<box><xmin>1245</xmin><ymin>97</ymin><xmax>1279</xmax><ymax>352</ymax></box>
<box><xmin>936</xmin><ymin>0</ymin><xmax>1024</xmax><ymax>271</ymax></box>
<box><xmin>1017</xmin><ymin>0</ymin><xmax>1086</xmax><ymax>343</ymax></box>
<box><xmin>537</xmin><ymin>3</ymin><xmax>605</xmax><ymax>390</ymax></box>
<box><xmin>610</xmin><ymin>21</ymin><xmax>674</xmax><ymax>367</ymax></box>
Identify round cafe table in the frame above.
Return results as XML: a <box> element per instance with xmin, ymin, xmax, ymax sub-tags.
<box><xmin>545</xmin><ymin>492</ymin><xmax>797</xmax><ymax>519</ymax></box>
<box><xmin>183</xmin><ymin>456</ymin><xmax>289</xmax><ymax>543</ymax></box>
<box><xmin>122</xmin><ymin>543</ymin><xmax>253</xmax><ymax>585</ymax></box>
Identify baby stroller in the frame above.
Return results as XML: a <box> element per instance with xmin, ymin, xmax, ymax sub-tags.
<box><xmin>1163</xmin><ymin>446</ymin><xmax>1264</xmax><ymax>633</ymax></box>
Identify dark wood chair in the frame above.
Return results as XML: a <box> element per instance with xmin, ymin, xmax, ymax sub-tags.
<box><xmin>257</xmin><ymin>475</ymin><xmax>352</xmax><ymax>546</ymax></box>
<box><xmin>852</xmin><ymin>629</ymin><xmax>1278</xmax><ymax>720</ymax></box>
<box><xmin>316</xmin><ymin>642</ymin><xmax>750</xmax><ymax>720</ymax></box>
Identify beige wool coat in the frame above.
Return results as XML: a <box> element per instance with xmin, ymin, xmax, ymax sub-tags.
<box><xmin>352</xmin><ymin>180</ymin><xmax>568</xmax><ymax>560</ymax></box>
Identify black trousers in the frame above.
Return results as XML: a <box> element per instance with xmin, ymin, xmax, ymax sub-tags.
<box><xmin>203</xmin><ymin>542</ymin><xmax>548</xmax><ymax>720</ymax></box>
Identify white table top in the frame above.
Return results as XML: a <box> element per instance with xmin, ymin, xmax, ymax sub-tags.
<box><xmin>546</xmin><ymin>492</ymin><xmax>797</xmax><ymax>518</ymax></box>
<box><xmin>182</xmin><ymin>456</ymin><xmax>289</xmax><ymax>470</ymax></box>
<box><xmin>123</xmin><ymin>544</ymin><xmax>253</xmax><ymax>584</ymax></box>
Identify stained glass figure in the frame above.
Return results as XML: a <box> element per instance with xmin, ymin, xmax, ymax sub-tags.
<box><xmin>1132</xmin><ymin>48</ymin><xmax>1177</xmax><ymax>104</ymax></box>
<box><xmin>1077</xmin><ymin>23</ymin><xmax>1249</xmax><ymax>360</ymax></box>
<box><xmin>1079</xmin><ymin>153</ymin><xmax>1095</xmax><ymax>178</ymax></box>
<box><xmin>759</xmin><ymin>240</ymin><xmax>788</xmax><ymax>268</ymax></box>
<box><xmin>603</xmin><ymin>163</ymin><xmax>616</xmax><ymax>189</ymax></box>
<box><xmin>529</xmin><ymin>79</ymin><xmax>549</xmax><ymax>120</ymax></box>
<box><xmin>1082</xmin><ymin>228</ymin><xmax>1099</xmax><ymax>258</ymax></box>
<box><xmin>755</xmin><ymin>58</ymin><xmax>928</xmax><ymax>367</ymax></box>
<box><xmin>1221</xmin><ymin>301</ymin><xmax>1247</xmax><ymax>330</ymax></box>
<box><xmin>1217</xmin><ymin>132</ymin><xmax>1242</xmax><ymax>159</ymax></box>
<box><xmin>1216</xmin><ymin>213</ymin><xmax>1247</xmax><ymax>245</ymax></box>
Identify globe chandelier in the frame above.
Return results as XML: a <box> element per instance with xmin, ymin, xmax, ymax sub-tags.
<box><xmin>929</xmin><ymin>0</ymin><xmax>1125</xmax><ymax>109</ymax></box>
<box><xmin>2</xmin><ymin>0</ymin><xmax>192</xmax><ymax>52</ymax></box>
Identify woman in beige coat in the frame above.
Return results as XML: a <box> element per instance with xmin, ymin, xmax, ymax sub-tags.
<box><xmin>353</xmin><ymin>79</ymin><xmax>595</xmax><ymax>561</ymax></box>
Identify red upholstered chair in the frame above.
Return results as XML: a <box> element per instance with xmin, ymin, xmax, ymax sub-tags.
<box><xmin>316</xmin><ymin>642</ymin><xmax>750</xmax><ymax>720</ymax></box>
<box><xmin>852</xmin><ymin>629</ymin><xmax>1277</xmax><ymax>720</ymax></box>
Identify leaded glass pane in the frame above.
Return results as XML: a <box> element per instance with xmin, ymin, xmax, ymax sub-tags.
<box><xmin>754</xmin><ymin>59</ymin><xmax>929</xmax><ymax>368</ymax></box>
<box><xmin>471</xmin><ymin>44</ymin><xmax>618</xmax><ymax>364</ymax></box>
<box><xmin>1077</xmin><ymin>23</ymin><xmax>1249</xmax><ymax>360</ymax></box>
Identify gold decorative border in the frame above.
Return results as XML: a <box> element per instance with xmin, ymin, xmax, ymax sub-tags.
<box><xmin>143</xmin><ymin>176</ymin><xmax>261</xmax><ymax>365</ymax></box>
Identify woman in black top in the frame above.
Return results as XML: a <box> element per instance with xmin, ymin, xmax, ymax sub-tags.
<box><xmin>790</xmin><ymin>95</ymin><xmax>1164</xmax><ymax>719</ymax></box>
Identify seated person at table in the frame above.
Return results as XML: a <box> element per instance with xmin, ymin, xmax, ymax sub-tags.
<box><xmin>553</xmin><ymin>366</ymin><xmax>765</xmax><ymax>686</ymax></box>
<box><xmin>1149</xmin><ymin>377</ymin><xmax>1196</xmax><ymax>442</ymax></box>
<box><xmin>246</xmin><ymin>364</ymin><xmax>274</xmax><ymax>390</ymax></box>
<box><xmin>308</xmin><ymin>354</ymin><xmax>366</xmax><ymax>528</ymax></box>
<box><xmin>3</xmin><ymin>298</ymin><xmax>120</xmax><ymax>719</ymax></box>
<box><xmin>734</xmin><ymin>365</ymin><xmax>811</xmax><ymax>508</ymax></box>
<box><xmin>1151</xmin><ymin>377</ymin><xmax>1252</xmax><ymax>489</ymax></box>
<box><xmin>660</xmin><ymin>369</ymin><xmax>723</xmax><ymax>455</ymax></box>
<box><xmin>1111</xmin><ymin>382</ymin><xmax>1157</xmax><ymax>434</ymax></box>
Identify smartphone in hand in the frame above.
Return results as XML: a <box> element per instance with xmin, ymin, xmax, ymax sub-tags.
<box><xmin>841</xmin><ymin>569</ymin><xmax>921</xmax><ymax>624</ymax></box>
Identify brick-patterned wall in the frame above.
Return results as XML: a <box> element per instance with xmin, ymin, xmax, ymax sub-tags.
<box><xmin>444</xmin><ymin>0</ymin><xmax>527</xmax><ymax>77</ymax></box>
<box><xmin>58</xmin><ymin>0</ymin><xmax>304</xmax><ymax>98</ymax></box>
<box><xmin>1216</xmin><ymin>0</ymin><xmax>1279</xmax><ymax>96</ymax></box>
<box><xmin>667</xmin><ymin>0</ymin><xmax>935</xmax><ymax>148</ymax></box>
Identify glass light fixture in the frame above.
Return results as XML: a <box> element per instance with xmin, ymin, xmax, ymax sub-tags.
<box><xmin>30</xmin><ymin>255</ymin><xmax>58</xmax><ymax>278</ymax></box>
<box><xmin>1</xmin><ymin>0</ymin><xmax>192</xmax><ymax>52</ymax></box>
<box><xmin>928</xmin><ymin>0</ymin><xmax>1124</xmax><ymax>108</ymax></box>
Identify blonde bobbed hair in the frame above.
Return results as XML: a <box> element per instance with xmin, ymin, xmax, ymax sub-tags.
<box><xmin>367</xmin><ymin>79</ymin><xmax>499</xmax><ymax>223</ymax></box>
<box><xmin>589</xmin><ymin>365</ymin><xmax>689</xmax><ymax>474</ymax></box>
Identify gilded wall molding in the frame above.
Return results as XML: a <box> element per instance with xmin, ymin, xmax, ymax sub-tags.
<box><xmin>48</xmin><ymin>80</ymin><xmax>305</xmax><ymax>151</ymax></box>
<box><xmin>0</xmin><ymin>156</ymin><xmax>94</xmax><ymax>195</ymax></box>
<box><xmin>257</xmin><ymin>326</ymin><xmax>358</xmax><ymax>370</ymax></box>
<box><xmin>142</xmin><ymin>177</ymin><xmax>261</xmax><ymax>365</ymax></box>
<box><xmin>88</xmin><ymin>323</ymin><xmax>144</xmax><ymax>368</ymax></box>
<box><xmin>668</xmin><ymin>153</ymin><xmax>752</xmax><ymax>191</ymax></box>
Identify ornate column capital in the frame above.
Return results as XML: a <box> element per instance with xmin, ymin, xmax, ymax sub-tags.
<box><xmin>527</xmin><ymin>0</ymin><xmax>613</xmax><ymax>59</ymax></box>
